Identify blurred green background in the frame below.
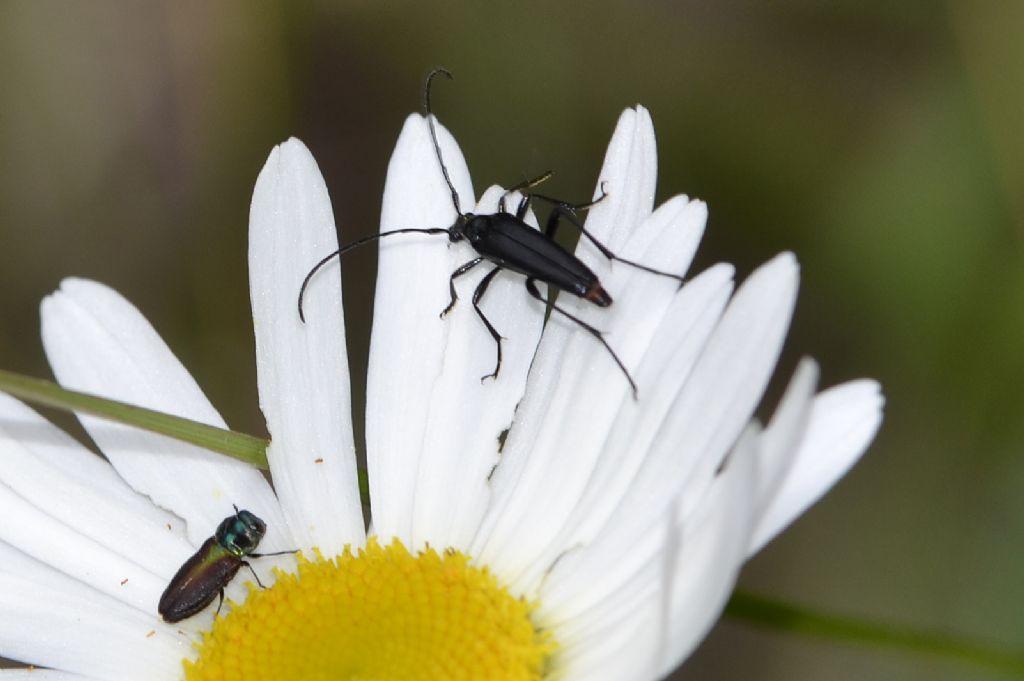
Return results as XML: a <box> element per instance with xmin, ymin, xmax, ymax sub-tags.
<box><xmin>1</xmin><ymin>2</ymin><xmax>1021</xmax><ymax>679</ymax></box>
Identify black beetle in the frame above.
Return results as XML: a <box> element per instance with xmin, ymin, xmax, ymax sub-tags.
<box><xmin>299</xmin><ymin>68</ymin><xmax>683</xmax><ymax>397</ymax></box>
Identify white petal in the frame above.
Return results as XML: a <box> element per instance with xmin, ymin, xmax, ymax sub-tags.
<box><xmin>594</xmin><ymin>197</ymin><xmax>711</xmax><ymax>389</ymax></box>
<box><xmin>0</xmin><ymin>392</ymin><xmax>183</xmax><ymax>537</ymax></box>
<box><xmin>511</xmin><ymin>107</ymin><xmax>668</xmax><ymax>433</ymax></box>
<box><xmin>667</xmin><ymin>252</ymin><xmax>799</xmax><ymax>519</ymax></box>
<box><xmin>8</xmin><ymin>380</ymin><xmax>290</xmax><ymax>635</ymax></box>
<box><xmin>476</xmin><ymin>254</ymin><xmax>792</xmax><ymax>591</ymax></box>
<box><xmin>39</xmin><ymin>278</ymin><xmax>285</xmax><ymax>547</ymax></box>
<box><xmin>558</xmin><ymin>616</ymin><xmax>653</xmax><ymax>681</ymax></box>
<box><xmin>525</xmin><ymin>107</ymin><xmax>670</xmax><ymax>410</ymax></box>
<box><xmin>249</xmin><ymin>138</ymin><xmax>364</xmax><ymax>554</ymax></box>
<box><xmin>580</xmin><ymin>106</ymin><xmax>658</xmax><ymax>262</ymax></box>
<box><xmin>469</xmin><ymin>112</ymin><xmax>706</xmax><ymax>580</ymax></box>
<box><xmin>609</xmin><ymin>195</ymin><xmax>706</xmax><ymax>291</ymax></box>
<box><xmin>0</xmin><ymin>670</ymin><xmax>102</xmax><ymax>680</ymax></box>
<box><xmin>0</xmin><ymin>540</ymin><xmax>82</xmax><ymax>592</ymax></box>
<box><xmin>555</xmin><ymin>426</ymin><xmax>758</xmax><ymax>680</ymax></box>
<box><xmin>408</xmin><ymin>185</ymin><xmax>546</xmax><ymax>551</ymax></box>
<box><xmin>366</xmin><ymin>115</ymin><xmax>545</xmax><ymax>550</ymax></box>
<box><xmin>366</xmin><ymin>114</ymin><xmax>471</xmax><ymax>546</ymax></box>
<box><xmin>0</xmin><ymin>571</ymin><xmax>183</xmax><ymax>680</ymax></box>
<box><xmin>752</xmin><ymin>357</ymin><xmax>820</xmax><ymax>514</ymax></box>
<box><xmin>748</xmin><ymin>378</ymin><xmax>884</xmax><ymax>554</ymax></box>
<box><xmin>525</xmin><ymin>253</ymin><xmax>796</xmax><ymax>615</ymax></box>
<box><xmin>476</xmin><ymin>286</ymin><xmax>712</xmax><ymax>580</ymax></box>
<box><xmin>0</xmin><ymin>399</ymin><xmax>239</xmax><ymax>627</ymax></box>
<box><xmin>497</xmin><ymin>262</ymin><xmax>734</xmax><ymax>594</ymax></box>
<box><xmin>0</xmin><ymin>477</ymin><xmax>173</xmax><ymax>613</ymax></box>
<box><xmin>655</xmin><ymin>425</ymin><xmax>759</xmax><ymax>676</ymax></box>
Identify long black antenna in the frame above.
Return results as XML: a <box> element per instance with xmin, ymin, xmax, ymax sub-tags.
<box><xmin>297</xmin><ymin>227</ymin><xmax>449</xmax><ymax>321</ymax></box>
<box><xmin>424</xmin><ymin>67</ymin><xmax>462</xmax><ymax>216</ymax></box>
<box><xmin>298</xmin><ymin>68</ymin><xmax>465</xmax><ymax>323</ymax></box>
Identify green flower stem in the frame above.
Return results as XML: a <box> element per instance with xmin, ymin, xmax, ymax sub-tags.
<box><xmin>0</xmin><ymin>368</ymin><xmax>269</xmax><ymax>467</ymax></box>
<box><xmin>0</xmin><ymin>369</ymin><xmax>372</xmax><ymax>502</ymax></box>
<box><xmin>726</xmin><ymin>590</ymin><xmax>1024</xmax><ymax>676</ymax></box>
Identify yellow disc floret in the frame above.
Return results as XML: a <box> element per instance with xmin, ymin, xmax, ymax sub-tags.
<box><xmin>183</xmin><ymin>538</ymin><xmax>555</xmax><ymax>681</ymax></box>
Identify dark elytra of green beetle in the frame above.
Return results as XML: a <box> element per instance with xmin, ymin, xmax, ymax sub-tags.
<box><xmin>158</xmin><ymin>507</ymin><xmax>293</xmax><ymax>623</ymax></box>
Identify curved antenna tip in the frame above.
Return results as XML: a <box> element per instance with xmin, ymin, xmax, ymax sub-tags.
<box><xmin>422</xmin><ymin>68</ymin><xmax>463</xmax><ymax>216</ymax></box>
<box><xmin>428</xmin><ymin>67</ymin><xmax>454</xmax><ymax>82</ymax></box>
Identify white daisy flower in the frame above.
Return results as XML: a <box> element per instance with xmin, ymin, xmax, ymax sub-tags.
<box><xmin>0</xmin><ymin>106</ymin><xmax>883</xmax><ymax>680</ymax></box>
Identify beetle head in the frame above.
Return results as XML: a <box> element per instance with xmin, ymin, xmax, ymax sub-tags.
<box><xmin>216</xmin><ymin>509</ymin><xmax>267</xmax><ymax>557</ymax></box>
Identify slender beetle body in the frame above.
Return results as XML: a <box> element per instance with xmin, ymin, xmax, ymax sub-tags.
<box><xmin>297</xmin><ymin>68</ymin><xmax>684</xmax><ymax>396</ymax></box>
<box><xmin>457</xmin><ymin>212</ymin><xmax>613</xmax><ymax>306</ymax></box>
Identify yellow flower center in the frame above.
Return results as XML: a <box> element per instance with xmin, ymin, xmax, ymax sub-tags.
<box><xmin>183</xmin><ymin>538</ymin><xmax>555</xmax><ymax>681</ymax></box>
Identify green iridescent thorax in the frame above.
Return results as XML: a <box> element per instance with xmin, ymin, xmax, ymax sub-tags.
<box><xmin>215</xmin><ymin>509</ymin><xmax>267</xmax><ymax>557</ymax></box>
<box><xmin>195</xmin><ymin>539</ymin><xmax>236</xmax><ymax>567</ymax></box>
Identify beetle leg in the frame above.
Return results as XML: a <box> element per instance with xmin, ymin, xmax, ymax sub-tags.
<box><xmin>215</xmin><ymin>589</ymin><xmax>225</xmax><ymax>617</ymax></box>
<box><xmin>525</xmin><ymin>277</ymin><xmax>638</xmax><ymax>399</ymax></box>
<box><xmin>241</xmin><ymin>560</ymin><xmax>267</xmax><ymax>589</ymax></box>
<box><xmin>298</xmin><ymin>226</ymin><xmax>451</xmax><ymax>322</ymax></box>
<box><xmin>251</xmin><ymin>549</ymin><xmax>299</xmax><ymax>558</ymax></box>
<box><xmin>534</xmin><ymin>186</ymin><xmax>607</xmax><ymax>238</ymax></box>
<box><xmin>500</xmin><ymin>171</ymin><xmax>553</xmax><ymax>213</ymax></box>
<box><xmin>441</xmin><ymin>257</ymin><xmax>485</xmax><ymax>318</ymax></box>
<box><xmin>514</xmin><ymin>195</ymin><xmax>531</xmax><ymax>220</ymax></box>
<box><xmin>534</xmin><ymin>191</ymin><xmax>684</xmax><ymax>286</ymax></box>
<box><xmin>543</xmin><ymin>202</ymin><xmax>570</xmax><ymax>239</ymax></box>
<box><xmin>473</xmin><ymin>267</ymin><xmax>505</xmax><ymax>382</ymax></box>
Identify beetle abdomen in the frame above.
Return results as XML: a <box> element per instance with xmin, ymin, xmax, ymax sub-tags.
<box><xmin>158</xmin><ymin>538</ymin><xmax>243</xmax><ymax>623</ymax></box>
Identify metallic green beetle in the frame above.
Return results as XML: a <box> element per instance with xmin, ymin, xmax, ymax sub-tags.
<box><xmin>158</xmin><ymin>507</ymin><xmax>292</xmax><ymax>623</ymax></box>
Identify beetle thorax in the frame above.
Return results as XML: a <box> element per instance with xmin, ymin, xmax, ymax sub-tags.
<box><xmin>461</xmin><ymin>214</ymin><xmax>492</xmax><ymax>244</ymax></box>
